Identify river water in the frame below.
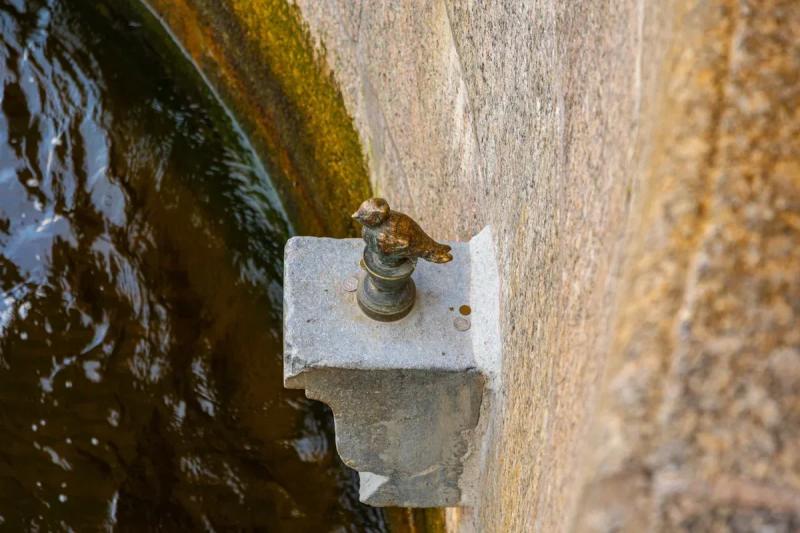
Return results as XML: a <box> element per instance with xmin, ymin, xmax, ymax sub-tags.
<box><xmin>0</xmin><ymin>0</ymin><xmax>385</xmax><ymax>530</ymax></box>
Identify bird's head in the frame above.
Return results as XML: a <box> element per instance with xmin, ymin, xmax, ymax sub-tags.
<box><xmin>352</xmin><ymin>198</ymin><xmax>390</xmax><ymax>227</ymax></box>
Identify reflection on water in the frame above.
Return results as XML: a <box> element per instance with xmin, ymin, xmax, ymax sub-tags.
<box><xmin>0</xmin><ymin>0</ymin><xmax>385</xmax><ymax>530</ymax></box>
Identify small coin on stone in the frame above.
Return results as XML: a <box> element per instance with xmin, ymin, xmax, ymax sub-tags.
<box><xmin>342</xmin><ymin>276</ymin><xmax>359</xmax><ymax>292</ymax></box>
<box><xmin>453</xmin><ymin>317</ymin><xmax>470</xmax><ymax>332</ymax></box>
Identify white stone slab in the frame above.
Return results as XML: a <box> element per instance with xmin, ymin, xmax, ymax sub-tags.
<box><xmin>284</xmin><ymin>238</ymin><xmax>474</xmax><ymax>382</ymax></box>
<box><xmin>283</xmin><ymin>227</ymin><xmax>501</xmax><ymax>507</ymax></box>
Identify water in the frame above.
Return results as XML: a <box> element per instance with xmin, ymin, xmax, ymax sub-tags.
<box><xmin>0</xmin><ymin>1</ymin><xmax>386</xmax><ymax>530</ymax></box>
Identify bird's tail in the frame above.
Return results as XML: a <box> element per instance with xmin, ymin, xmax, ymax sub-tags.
<box><xmin>425</xmin><ymin>243</ymin><xmax>453</xmax><ymax>263</ymax></box>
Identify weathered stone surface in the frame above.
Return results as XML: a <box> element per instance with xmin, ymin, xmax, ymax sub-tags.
<box><xmin>283</xmin><ymin>230</ymin><xmax>501</xmax><ymax>507</ymax></box>
<box><xmin>149</xmin><ymin>0</ymin><xmax>800</xmax><ymax>528</ymax></box>
<box><xmin>576</xmin><ymin>0</ymin><xmax>800</xmax><ymax>531</ymax></box>
<box><xmin>284</xmin><ymin>238</ymin><xmax>473</xmax><ymax>378</ymax></box>
<box><xmin>291</xmin><ymin>0</ymin><xmax>800</xmax><ymax>530</ymax></box>
<box><xmin>293</xmin><ymin>1</ymin><xmax>655</xmax><ymax>530</ymax></box>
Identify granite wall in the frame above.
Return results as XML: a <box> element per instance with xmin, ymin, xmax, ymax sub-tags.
<box><xmin>291</xmin><ymin>0</ymin><xmax>657</xmax><ymax>530</ymax></box>
<box><xmin>293</xmin><ymin>0</ymin><xmax>800</xmax><ymax>531</ymax></box>
<box><xmin>147</xmin><ymin>0</ymin><xmax>800</xmax><ymax>530</ymax></box>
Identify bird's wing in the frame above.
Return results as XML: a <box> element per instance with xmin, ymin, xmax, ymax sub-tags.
<box><xmin>377</xmin><ymin>232</ymin><xmax>410</xmax><ymax>255</ymax></box>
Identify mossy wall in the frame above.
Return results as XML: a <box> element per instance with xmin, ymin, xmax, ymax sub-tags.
<box><xmin>143</xmin><ymin>0</ymin><xmax>370</xmax><ymax>237</ymax></box>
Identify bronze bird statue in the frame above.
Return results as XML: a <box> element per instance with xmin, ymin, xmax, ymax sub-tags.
<box><xmin>352</xmin><ymin>198</ymin><xmax>453</xmax><ymax>265</ymax></box>
<box><xmin>351</xmin><ymin>198</ymin><xmax>452</xmax><ymax>321</ymax></box>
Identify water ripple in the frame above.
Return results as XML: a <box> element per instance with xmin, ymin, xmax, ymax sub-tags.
<box><xmin>0</xmin><ymin>1</ymin><xmax>384</xmax><ymax>530</ymax></box>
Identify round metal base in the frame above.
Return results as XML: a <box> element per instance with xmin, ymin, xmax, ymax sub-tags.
<box><xmin>357</xmin><ymin>276</ymin><xmax>416</xmax><ymax>322</ymax></box>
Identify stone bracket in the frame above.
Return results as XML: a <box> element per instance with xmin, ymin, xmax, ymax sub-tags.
<box><xmin>283</xmin><ymin>227</ymin><xmax>501</xmax><ymax>507</ymax></box>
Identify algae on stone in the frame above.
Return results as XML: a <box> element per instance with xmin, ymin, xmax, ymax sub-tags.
<box><xmin>144</xmin><ymin>0</ymin><xmax>371</xmax><ymax>237</ymax></box>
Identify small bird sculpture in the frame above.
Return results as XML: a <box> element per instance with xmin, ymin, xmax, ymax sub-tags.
<box><xmin>352</xmin><ymin>198</ymin><xmax>453</xmax><ymax>264</ymax></box>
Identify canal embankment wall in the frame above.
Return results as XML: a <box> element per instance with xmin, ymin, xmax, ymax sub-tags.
<box><xmin>149</xmin><ymin>1</ymin><xmax>800</xmax><ymax>530</ymax></box>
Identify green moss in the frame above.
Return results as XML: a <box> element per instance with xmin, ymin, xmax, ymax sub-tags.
<box><xmin>228</xmin><ymin>0</ymin><xmax>371</xmax><ymax>236</ymax></box>
<box><xmin>144</xmin><ymin>0</ymin><xmax>371</xmax><ymax>236</ymax></box>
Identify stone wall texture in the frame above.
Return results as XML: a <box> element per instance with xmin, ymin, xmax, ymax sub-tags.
<box><xmin>148</xmin><ymin>0</ymin><xmax>800</xmax><ymax>530</ymax></box>
<box><xmin>143</xmin><ymin>0</ymin><xmax>372</xmax><ymax>237</ymax></box>
<box><xmin>292</xmin><ymin>0</ymin><xmax>800</xmax><ymax>531</ymax></box>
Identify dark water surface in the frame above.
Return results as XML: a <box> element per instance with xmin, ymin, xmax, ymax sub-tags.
<box><xmin>0</xmin><ymin>0</ymin><xmax>385</xmax><ymax>530</ymax></box>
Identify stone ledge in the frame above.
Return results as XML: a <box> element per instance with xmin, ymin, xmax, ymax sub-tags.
<box><xmin>283</xmin><ymin>227</ymin><xmax>500</xmax><ymax>507</ymax></box>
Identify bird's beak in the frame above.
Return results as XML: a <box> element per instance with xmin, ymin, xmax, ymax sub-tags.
<box><xmin>351</xmin><ymin>210</ymin><xmax>361</xmax><ymax>221</ymax></box>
